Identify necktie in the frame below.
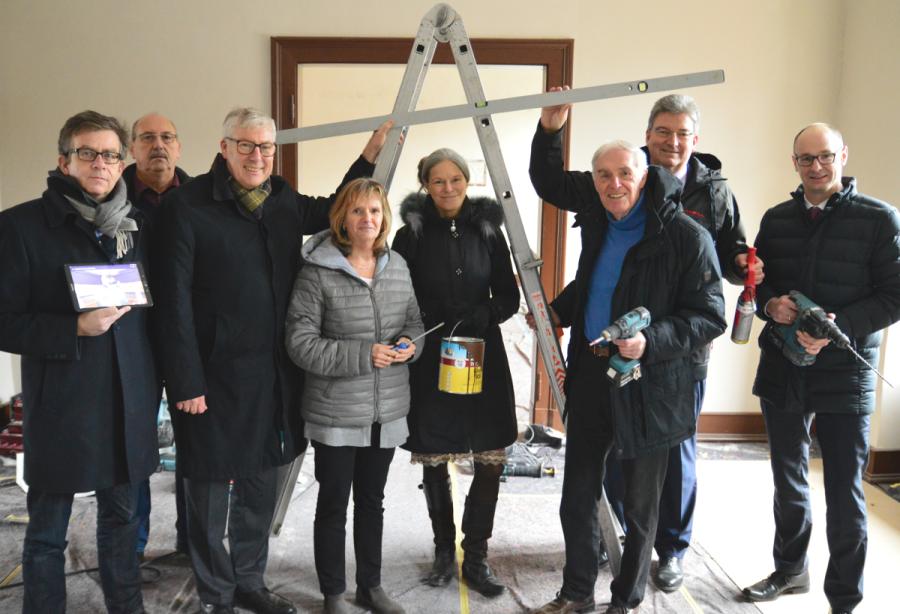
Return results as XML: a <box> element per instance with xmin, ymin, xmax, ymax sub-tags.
<box><xmin>808</xmin><ymin>206</ymin><xmax>822</xmax><ymax>222</ymax></box>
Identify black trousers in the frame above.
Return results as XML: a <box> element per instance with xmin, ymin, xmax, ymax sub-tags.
<box><xmin>183</xmin><ymin>466</ymin><xmax>278</xmax><ymax>605</ymax></box>
<box><xmin>761</xmin><ymin>401</ymin><xmax>869</xmax><ymax>612</ymax></box>
<box><xmin>559</xmin><ymin>348</ymin><xmax>668</xmax><ymax>609</ymax></box>
<box><xmin>312</xmin><ymin>441</ymin><xmax>395</xmax><ymax>596</ymax></box>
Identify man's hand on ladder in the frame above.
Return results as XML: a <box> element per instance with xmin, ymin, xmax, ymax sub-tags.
<box><xmin>362</xmin><ymin>120</ymin><xmax>396</xmax><ymax>164</ymax></box>
<box><xmin>539</xmin><ymin>86</ymin><xmax>573</xmax><ymax>134</ymax></box>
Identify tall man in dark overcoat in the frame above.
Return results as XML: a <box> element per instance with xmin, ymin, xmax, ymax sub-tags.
<box><xmin>742</xmin><ymin>123</ymin><xmax>900</xmax><ymax>614</ymax></box>
<box><xmin>153</xmin><ymin>107</ymin><xmax>390</xmax><ymax>614</ymax></box>
<box><xmin>0</xmin><ymin>110</ymin><xmax>160</xmax><ymax>613</ymax></box>
<box><xmin>529</xmin><ymin>97</ymin><xmax>726</xmax><ymax>613</ymax></box>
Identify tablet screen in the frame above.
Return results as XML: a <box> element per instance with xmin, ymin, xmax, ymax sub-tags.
<box><xmin>64</xmin><ymin>263</ymin><xmax>153</xmax><ymax>312</ymax></box>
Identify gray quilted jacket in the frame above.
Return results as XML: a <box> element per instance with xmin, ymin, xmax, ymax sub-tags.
<box><xmin>285</xmin><ymin>230</ymin><xmax>424</xmax><ymax>440</ymax></box>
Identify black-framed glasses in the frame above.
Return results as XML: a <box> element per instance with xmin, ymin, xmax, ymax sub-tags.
<box><xmin>652</xmin><ymin>127</ymin><xmax>694</xmax><ymax>140</ymax></box>
<box><xmin>225</xmin><ymin>137</ymin><xmax>276</xmax><ymax>157</ymax></box>
<box><xmin>67</xmin><ymin>148</ymin><xmax>123</xmax><ymax>164</ymax></box>
<box><xmin>794</xmin><ymin>152</ymin><xmax>837</xmax><ymax>167</ymax></box>
<box><xmin>137</xmin><ymin>132</ymin><xmax>178</xmax><ymax>145</ymax></box>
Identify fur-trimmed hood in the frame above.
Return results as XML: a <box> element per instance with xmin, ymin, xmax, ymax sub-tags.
<box><xmin>398</xmin><ymin>192</ymin><xmax>504</xmax><ymax>241</ymax></box>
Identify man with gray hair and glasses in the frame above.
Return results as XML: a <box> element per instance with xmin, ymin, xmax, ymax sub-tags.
<box><xmin>602</xmin><ymin>93</ymin><xmax>763</xmax><ymax>593</ymax></box>
<box><xmin>742</xmin><ymin>123</ymin><xmax>900</xmax><ymax>613</ymax></box>
<box><xmin>153</xmin><ymin>107</ymin><xmax>392</xmax><ymax>614</ymax></box>
<box><xmin>0</xmin><ymin>110</ymin><xmax>160</xmax><ymax>613</ymax></box>
<box><xmin>529</xmin><ymin>103</ymin><xmax>726</xmax><ymax>612</ymax></box>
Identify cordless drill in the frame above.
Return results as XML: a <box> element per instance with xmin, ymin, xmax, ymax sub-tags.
<box><xmin>773</xmin><ymin>291</ymin><xmax>893</xmax><ymax>387</ymax></box>
<box><xmin>590</xmin><ymin>307</ymin><xmax>652</xmax><ymax>387</ymax></box>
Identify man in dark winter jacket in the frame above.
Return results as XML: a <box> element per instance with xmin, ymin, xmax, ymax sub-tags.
<box><xmin>124</xmin><ymin>111</ymin><xmax>191</xmax><ymax>558</ymax></box>
<box><xmin>0</xmin><ymin>110</ymin><xmax>159</xmax><ymax>613</ymax></box>
<box><xmin>604</xmin><ymin>93</ymin><xmax>764</xmax><ymax>593</ymax></box>
<box><xmin>742</xmin><ymin>123</ymin><xmax>900</xmax><ymax>614</ymax></box>
<box><xmin>153</xmin><ymin>107</ymin><xmax>391</xmax><ymax>614</ymax></box>
<box><xmin>529</xmin><ymin>103</ymin><xmax>726</xmax><ymax>613</ymax></box>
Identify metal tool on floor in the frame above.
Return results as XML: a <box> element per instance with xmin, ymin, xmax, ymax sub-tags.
<box><xmin>272</xmin><ymin>4</ymin><xmax>726</xmax><ymax>572</ymax></box>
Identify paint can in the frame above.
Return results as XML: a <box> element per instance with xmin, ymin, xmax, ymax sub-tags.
<box><xmin>438</xmin><ymin>336</ymin><xmax>485</xmax><ymax>394</ymax></box>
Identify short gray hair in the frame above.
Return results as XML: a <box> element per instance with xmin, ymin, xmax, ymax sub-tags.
<box><xmin>591</xmin><ymin>140</ymin><xmax>647</xmax><ymax>176</ymax></box>
<box><xmin>417</xmin><ymin>147</ymin><xmax>470</xmax><ymax>187</ymax></box>
<box><xmin>647</xmin><ymin>94</ymin><xmax>700</xmax><ymax>133</ymax></box>
<box><xmin>222</xmin><ymin>107</ymin><xmax>276</xmax><ymax>140</ymax></box>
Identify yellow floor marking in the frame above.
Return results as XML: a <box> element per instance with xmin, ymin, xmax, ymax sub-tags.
<box><xmin>448</xmin><ymin>463</ymin><xmax>470</xmax><ymax>614</ymax></box>
<box><xmin>679</xmin><ymin>582</ymin><xmax>704</xmax><ymax>613</ymax></box>
<box><xmin>0</xmin><ymin>563</ymin><xmax>22</xmax><ymax>588</ymax></box>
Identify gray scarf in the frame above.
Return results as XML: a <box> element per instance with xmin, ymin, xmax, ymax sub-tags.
<box><xmin>64</xmin><ymin>177</ymin><xmax>137</xmax><ymax>259</ymax></box>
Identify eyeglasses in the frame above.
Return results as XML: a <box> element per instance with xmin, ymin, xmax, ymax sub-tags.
<box><xmin>794</xmin><ymin>152</ymin><xmax>837</xmax><ymax>167</ymax></box>
<box><xmin>225</xmin><ymin>137</ymin><xmax>276</xmax><ymax>157</ymax></box>
<box><xmin>137</xmin><ymin>132</ymin><xmax>178</xmax><ymax>145</ymax></box>
<box><xmin>652</xmin><ymin>127</ymin><xmax>694</xmax><ymax>140</ymax></box>
<box><xmin>67</xmin><ymin>148</ymin><xmax>123</xmax><ymax>164</ymax></box>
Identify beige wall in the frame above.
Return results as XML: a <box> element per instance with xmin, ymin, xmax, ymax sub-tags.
<box><xmin>1</xmin><ymin>0</ymin><xmax>898</xmax><ymax>446</ymax></box>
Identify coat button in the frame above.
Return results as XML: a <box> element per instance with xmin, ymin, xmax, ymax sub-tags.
<box><xmin>455</xmin><ymin>268</ymin><xmax>462</xmax><ymax>276</ymax></box>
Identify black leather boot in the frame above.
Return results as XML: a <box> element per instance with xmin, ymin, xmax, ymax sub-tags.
<box><xmin>460</xmin><ymin>496</ymin><xmax>506</xmax><ymax>598</ymax></box>
<box><xmin>421</xmin><ymin>477</ymin><xmax>457</xmax><ymax>587</ymax></box>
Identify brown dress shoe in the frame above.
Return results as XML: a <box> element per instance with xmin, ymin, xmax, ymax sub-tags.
<box><xmin>532</xmin><ymin>592</ymin><xmax>596</xmax><ymax>613</ymax></box>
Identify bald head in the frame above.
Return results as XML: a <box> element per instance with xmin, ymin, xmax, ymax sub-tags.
<box><xmin>793</xmin><ymin>122</ymin><xmax>843</xmax><ymax>149</ymax></box>
<box><xmin>792</xmin><ymin>122</ymin><xmax>848</xmax><ymax>205</ymax></box>
<box><xmin>129</xmin><ymin>113</ymin><xmax>182</xmax><ymax>191</ymax></box>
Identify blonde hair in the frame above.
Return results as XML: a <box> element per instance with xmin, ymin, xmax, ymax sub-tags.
<box><xmin>329</xmin><ymin>178</ymin><xmax>392</xmax><ymax>254</ymax></box>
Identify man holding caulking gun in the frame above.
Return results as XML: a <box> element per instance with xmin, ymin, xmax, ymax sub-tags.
<box><xmin>600</xmin><ymin>94</ymin><xmax>765</xmax><ymax>594</ymax></box>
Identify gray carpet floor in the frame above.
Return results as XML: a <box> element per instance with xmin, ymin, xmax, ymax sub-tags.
<box><xmin>0</xmin><ymin>443</ymin><xmax>766</xmax><ymax>613</ymax></box>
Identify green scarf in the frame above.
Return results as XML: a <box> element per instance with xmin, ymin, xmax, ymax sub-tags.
<box><xmin>229</xmin><ymin>177</ymin><xmax>271</xmax><ymax>215</ymax></box>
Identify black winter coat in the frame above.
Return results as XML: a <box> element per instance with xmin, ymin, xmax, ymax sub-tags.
<box><xmin>153</xmin><ymin>154</ymin><xmax>373</xmax><ymax>479</ymax></box>
<box><xmin>640</xmin><ymin>147</ymin><xmax>747</xmax><ymax>284</ymax></box>
<box><xmin>0</xmin><ymin>175</ymin><xmax>160</xmax><ymax>492</ymax></box>
<box><xmin>752</xmin><ymin>178</ymin><xmax>900</xmax><ymax>414</ymax></box>
<box><xmin>530</xmin><ymin>125</ymin><xmax>727</xmax><ymax>459</ymax></box>
<box><xmin>391</xmin><ymin>194</ymin><xmax>519</xmax><ymax>454</ymax></box>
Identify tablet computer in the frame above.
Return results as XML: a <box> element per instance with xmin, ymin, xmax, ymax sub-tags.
<box><xmin>64</xmin><ymin>262</ymin><xmax>154</xmax><ymax>312</ymax></box>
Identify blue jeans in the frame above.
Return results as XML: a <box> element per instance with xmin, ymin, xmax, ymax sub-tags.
<box><xmin>135</xmin><ymin>479</ymin><xmax>150</xmax><ymax>554</ymax></box>
<box><xmin>23</xmin><ymin>482</ymin><xmax>142</xmax><ymax>614</ymax></box>
<box><xmin>761</xmin><ymin>403</ymin><xmax>869</xmax><ymax>613</ymax></box>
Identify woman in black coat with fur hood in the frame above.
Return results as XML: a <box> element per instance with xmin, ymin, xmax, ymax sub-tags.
<box><xmin>391</xmin><ymin>148</ymin><xmax>519</xmax><ymax>599</ymax></box>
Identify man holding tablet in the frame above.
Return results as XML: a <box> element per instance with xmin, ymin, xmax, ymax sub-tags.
<box><xmin>0</xmin><ymin>110</ymin><xmax>160</xmax><ymax>613</ymax></box>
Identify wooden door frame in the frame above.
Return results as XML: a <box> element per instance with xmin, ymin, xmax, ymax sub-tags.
<box><xmin>271</xmin><ymin>37</ymin><xmax>573</xmax><ymax>428</ymax></box>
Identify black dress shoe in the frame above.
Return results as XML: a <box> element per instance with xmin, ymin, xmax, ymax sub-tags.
<box><xmin>742</xmin><ymin>570</ymin><xmax>810</xmax><ymax>602</ymax></box>
<box><xmin>234</xmin><ymin>587</ymin><xmax>296</xmax><ymax>614</ymax></box>
<box><xmin>531</xmin><ymin>592</ymin><xmax>596</xmax><ymax>613</ymax></box>
<box><xmin>654</xmin><ymin>557</ymin><xmax>683</xmax><ymax>592</ymax></box>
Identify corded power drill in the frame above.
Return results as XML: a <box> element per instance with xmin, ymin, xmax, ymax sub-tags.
<box><xmin>590</xmin><ymin>307</ymin><xmax>652</xmax><ymax>387</ymax></box>
<box><xmin>772</xmin><ymin>291</ymin><xmax>893</xmax><ymax>387</ymax></box>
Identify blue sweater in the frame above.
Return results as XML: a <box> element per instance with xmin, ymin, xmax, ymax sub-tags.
<box><xmin>584</xmin><ymin>195</ymin><xmax>647</xmax><ymax>342</ymax></box>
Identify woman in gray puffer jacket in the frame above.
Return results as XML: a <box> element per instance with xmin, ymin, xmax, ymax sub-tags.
<box><xmin>285</xmin><ymin>178</ymin><xmax>424</xmax><ymax>614</ymax></box>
